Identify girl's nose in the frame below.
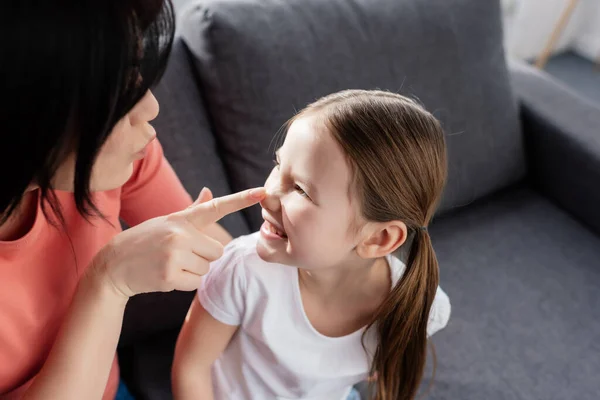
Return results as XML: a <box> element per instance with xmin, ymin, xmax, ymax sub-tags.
<box><xmin>260</xmin><ymin>184</ymin><xmax>282</xmax><ymax>213</ymax></box>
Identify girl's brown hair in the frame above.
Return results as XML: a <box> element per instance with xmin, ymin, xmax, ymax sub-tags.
<box><xmin>296</xmin><ymin>90</ymin><xmax>447</xmax><ymax>400</ymax></box>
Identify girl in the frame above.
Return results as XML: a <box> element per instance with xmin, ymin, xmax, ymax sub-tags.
<box><xmin>173</xmin><ymin>90</ymin><xmax>451</xmax><ymax>400</ymax></box>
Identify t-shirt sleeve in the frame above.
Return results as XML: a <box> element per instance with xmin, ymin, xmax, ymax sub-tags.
<box><xmin>119</xmin><ymin>139</ymin><xmax>193</xmax><ymax>226</ymax></box>
<box><xmin>427</xmin><ymin>286</ymin><xmax>451</xmax><ymax>337</ymax></box>
<box><xmin>197</xmin><ymin>243</ymin><xmax>247</xmax><ymax>326</ymax></box>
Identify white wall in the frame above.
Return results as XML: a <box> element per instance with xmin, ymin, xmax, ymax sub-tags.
<box><xmin>503</xmin><ymin>0</ymin><xmax>600</xmax><ymax>62</ymax></box>
<box><xmin>573</xmin><ymin>1</ymin><xmax>600</xmax><ymax>60</ymax></box>
<box><xmin>504</xmin><ymin>0</ymin><xmax>587</xmax><ymax>60</ymax></box>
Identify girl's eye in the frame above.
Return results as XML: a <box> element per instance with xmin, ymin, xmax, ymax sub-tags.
<box><xmin>294</xmin><ymin>184</ymin><xmax>309</xmax><ymax>198</ymax></box>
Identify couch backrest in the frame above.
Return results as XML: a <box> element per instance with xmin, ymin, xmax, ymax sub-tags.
<box><xmin>181</xmin><ymin>0</ymin><xmax>526</xmax><ymax>230</ymax></box>
<box><xmin>152</xmin><ymin>38</ymin><xmax>250</xmax><ymax>238</ymax></box>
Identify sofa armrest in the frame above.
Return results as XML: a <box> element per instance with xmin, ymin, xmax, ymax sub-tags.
<box><xmin>508</xmin><ymin>60</ymin><xmax>600</xmax><ymax>234</ymax></box>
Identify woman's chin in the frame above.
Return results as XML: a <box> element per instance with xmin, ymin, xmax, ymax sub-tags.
<box><xmin>90</xmin><ymin>164</ymin><xmax>134</xmax><ymax>192</ymax></box>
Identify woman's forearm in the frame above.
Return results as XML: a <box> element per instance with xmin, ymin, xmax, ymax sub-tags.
<box><xmin>23</xmin><ymin>264</ymin><xmax>127</xmax><ymax>400</ymax></box>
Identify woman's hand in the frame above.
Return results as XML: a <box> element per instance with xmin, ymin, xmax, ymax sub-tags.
<box><xmin>92</xmin><ymin>187</ymin><xmax>265</xmax><ymax>298</ymax></box>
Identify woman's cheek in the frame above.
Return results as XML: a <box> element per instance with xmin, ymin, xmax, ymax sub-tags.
<box><xmin>89</xmin><ymin>130</ymin><xmax>136</xmax><ymax>191</ymax></box>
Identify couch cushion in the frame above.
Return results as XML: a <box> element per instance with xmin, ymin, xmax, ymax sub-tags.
<box><xmin>180</xmin><ymin>0</ymin><xmax>525</xmax><ymax>229</ymax></box>
<box><xmin>424</xmin><ymin>187</ymin><xmax>600</xmax><ymax>400</ymax></box>
<box><xmin>509</xmin><ymin>60</ymin><xmax>600</xmax><ymax>236</ymax></box>
<box><xmin>118</xmin><ymin>328</ymin><xmax>180</xmax><ymax>400</ymax></box>
<box><xmin>152</xmin><ymin>38</ymin><xmax>250</xmax><ymax>238</ymax></box>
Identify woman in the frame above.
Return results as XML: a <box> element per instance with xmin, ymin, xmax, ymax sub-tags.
<box><xmin>0</xmin><ymin>1</ymin><xmax>264</xmax><ymax>399</ymax></box>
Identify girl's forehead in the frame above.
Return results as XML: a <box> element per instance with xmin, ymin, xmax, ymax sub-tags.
<box><xmin>282</xmin><ymin>117</ymin><xmax>353</xmax><ymax>197</ymax></box>
<box><xmin>283</xmin><ymin>117</ymin><xmax>337</xmax><ymax>162</ymax></box>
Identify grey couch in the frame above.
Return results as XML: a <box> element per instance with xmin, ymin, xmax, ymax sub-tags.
<box><xmin>117</xmin><ymin>0</ymin><xmax>600</xmax><ymax>399</ymax></box>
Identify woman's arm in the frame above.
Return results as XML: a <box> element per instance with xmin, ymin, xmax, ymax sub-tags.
<box><xmin>20</xmin><ymin>188</ymin><xmax>264</xmax><ymax>400</ymax></box>
<box><xmin>172</xmin><ymin>296</ymin><xmax>238</xmax><ymax>400</ymax></box>
<box><xmin>22</xmin><ymin>267</ymin><xmax>126</xmax><ymax>400</ymax></box>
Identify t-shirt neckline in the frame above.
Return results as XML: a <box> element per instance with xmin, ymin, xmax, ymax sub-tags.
<box><xmin>0</xmin><ymin>190</ymin><xmax>46</xmax><ymax>250</ymax></box>
<box><xmin>291</xmin><ymin>254</ymin><xmax>397</xmax><ymax>341</ymax></box>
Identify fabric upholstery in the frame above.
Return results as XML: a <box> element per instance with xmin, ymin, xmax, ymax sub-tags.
<box><xmin>509</xmin><ymin>60</ymin><xmax>600</xmax><ymax>235</ymax></box>
<box><xmin>422</xmin><ymin>187</ymin><xmax>600</xmax><ymax>400</ymax></box>
<box><xmin>151</xmin><ymin>38</ymin><xmax>250</xmax><ymax>238</ymax></box>
<box><xmin>180</xmin><ymin>0</ymin><xmax>525</xmax><ymax>229</ymax></box>
<box><xmin>119</xmin><ymin>328</ymin><xmax>180</xmax><ymax>400</ymax></box>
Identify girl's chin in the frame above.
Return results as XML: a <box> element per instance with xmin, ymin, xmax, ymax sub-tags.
<box><xmin>256</xmin><ymin>237</ymin><xmax>297</xmax><ymax>265</ymax></box>
<box><xmin>256</xmin><ymin>239</ymin><xmax>279</xmax><ymax>261</ymax></box>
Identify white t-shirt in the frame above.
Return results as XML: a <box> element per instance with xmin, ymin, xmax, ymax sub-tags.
<box><xmin>198</xmin><ymin>233</ymin><xmax>451</xmax><ymax>400</ymax></box>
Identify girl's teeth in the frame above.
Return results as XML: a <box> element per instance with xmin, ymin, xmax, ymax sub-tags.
<box><xmin>268</xmin><ymin>222</ymin><xmax>285</xmax><ymax>237</ymax></box>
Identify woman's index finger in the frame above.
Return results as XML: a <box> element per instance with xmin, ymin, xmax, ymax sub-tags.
<box><xmin>180</xmin><ymin>187</ymin><xmax>266</xmax><ymax>228</ymax></box>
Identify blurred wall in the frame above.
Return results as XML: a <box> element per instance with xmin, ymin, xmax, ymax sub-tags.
<box><xmin>573</xmin><ymin>1</ymin><xmax>600</xmax><ymax>60</ymax></box>
<box><xmin>503</xmin><ymin>0</ymin><xmax>600</xmax><ymax>61</ymax></box>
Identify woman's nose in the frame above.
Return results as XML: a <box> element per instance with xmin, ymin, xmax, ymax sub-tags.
<box><xmin>260</xmin><ymin>184</ymin><xmax>282</xmax><ymax>213</ymax></box>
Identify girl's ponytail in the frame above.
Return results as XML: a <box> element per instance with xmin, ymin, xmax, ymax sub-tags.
<box><xmin>365</xmin><ymin>227</ymin><xmax>440</xmax><ymax>400</ymax></box>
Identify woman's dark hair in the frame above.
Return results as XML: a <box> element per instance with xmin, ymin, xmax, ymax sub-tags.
<box><xmin>295</xmin><ymin>90</ymin><xmax>447</xmax><ymax>400</ymax></box>
<box><xmin>0</xmin><ymin>0</ymin><xmax>175</xmax><ymax>225</ymax></box>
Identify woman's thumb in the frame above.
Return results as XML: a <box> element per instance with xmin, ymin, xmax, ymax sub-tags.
<box><xmin>193</xmin><ymin>187</ymin><xmax>213</xmax><ymax>206</ymax></box>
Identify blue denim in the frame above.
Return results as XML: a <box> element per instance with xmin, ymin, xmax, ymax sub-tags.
<box><xmin>115</xmin><ymin>380</ymin><xmax>135</xmax><ymax>400</ymax></box>
<box><xmin>347</xmin><ymin>387</ymin><xmax>362</xmax><ymax>400</ymax></box>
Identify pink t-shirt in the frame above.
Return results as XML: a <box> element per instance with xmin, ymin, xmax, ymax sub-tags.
<box><xmin>0</xmin><ymin>139</ymin><xmax>192</xmax><ymax>399</ymax></box>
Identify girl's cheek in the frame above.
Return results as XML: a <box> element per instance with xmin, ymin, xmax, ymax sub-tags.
<box><xmin>284</xmin><ymin>198</ymin><xmax>313</xmax><ymax>224</ymax></box>
<box><xmin>283</xmin><ymin>198</ymin><xmax>318</xmax><ymax>241</ymax></box>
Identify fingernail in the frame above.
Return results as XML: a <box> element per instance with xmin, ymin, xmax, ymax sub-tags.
<box><xmin>249</xmin><ymin>187</ymin><xmax>266</xmax><ymax>199</ymax></box>
<box><xmin>199</xmin><ymin>187</ymin><xmax>208</xmax><ymax>196</ymax></box>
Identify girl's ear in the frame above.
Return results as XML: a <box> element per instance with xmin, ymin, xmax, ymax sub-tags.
<box><xmin>356</xmin><ymin>221</ymin><xmax>408</xmax><ymax>259</ymax></box>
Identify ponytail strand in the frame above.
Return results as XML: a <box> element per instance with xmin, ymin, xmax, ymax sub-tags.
<box><xmin>365</xmin><ymin>226</ymin><xmax>440</xmax><ymax>400</ymax></box>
